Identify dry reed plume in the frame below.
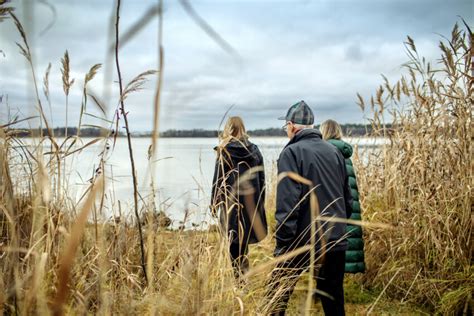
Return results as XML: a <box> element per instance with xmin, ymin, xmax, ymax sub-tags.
<box><xmin>0</xmin><ymin>1</ymin><xmax>471</xmax><ymax>315</ymax></box>
<box><xmin>354</xmin><ymin>22</ymin><xmax>473</xmax><ymax>315</ymax></box>
<box><xmin>0</xmin><ymin>3</ymin><xmax>242</xmax><ymax>315</ymax></box>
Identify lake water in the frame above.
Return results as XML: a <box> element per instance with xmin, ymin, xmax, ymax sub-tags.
<box><xmin>15</xmin><ymin>137</ymin><xmax>383</xmax><ymax>226</ymax></box>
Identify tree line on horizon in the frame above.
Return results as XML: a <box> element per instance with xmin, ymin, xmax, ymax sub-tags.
<box><xmin>9</xmin><ymin>124</ymin><xmax>381</xmax><ymax>138</ymax></box>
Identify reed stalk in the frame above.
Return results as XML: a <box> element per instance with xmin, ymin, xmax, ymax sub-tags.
<box><xmin>113</xmin><ymin>0</ymin><xmax>148</xmax><ymax>285</ymax></box>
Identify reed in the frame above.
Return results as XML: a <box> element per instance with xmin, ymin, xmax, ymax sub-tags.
<box><xmin>60</xmin><ymin>50</ymin><xmax>74</xmax><ymax>139</ymax></box>
<box><xmin>354</xmin><ymin>22</ymin><xmax>472</xmax><ymax>315</ymax></box>
<box><xmin>0</xmin><ymin>1</ymin><xmax>470</xmax><ymax>314</ymax></box>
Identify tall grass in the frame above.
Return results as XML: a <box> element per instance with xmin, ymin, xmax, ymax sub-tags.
<box><xmin>354</xmin><ymin>22</ymin><xmax>472</xmax><ymax>314</ymax></box>
<box><xmin>0</xmin><ymin>1</ymin><xmax>471</xmax><ymax>314</ymax></box>
<box><xmin>0</xmin><ymin>4</ymin><xmax>242</xmax><ymax>315</ymax></box>
<box><xmin>1</xmin><ymin>127</ymin><xmax>240</xmax><ymax>314</ymax></box>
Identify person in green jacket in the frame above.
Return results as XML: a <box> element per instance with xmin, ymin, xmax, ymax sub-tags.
<box><xmin>320</xmin><ymin>119</ymin><xmax>366</xmax><ymax>273</ymax></box>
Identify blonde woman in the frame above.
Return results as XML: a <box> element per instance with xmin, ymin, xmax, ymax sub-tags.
<box><xmin>211</xmin><ymin>116</ymin><xmax>268</xmax><ymax>277</ymax></box>
<box><xmin>320</xmin><ymin>119</ymin><xmax>366</xmax><ymax>274</ymax></box>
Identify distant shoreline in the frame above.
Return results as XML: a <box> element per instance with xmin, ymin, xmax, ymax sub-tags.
<box><xmin>8</xmin><ymin>124</ymin><xmax>389</xmax><ymax>138</ymax></box>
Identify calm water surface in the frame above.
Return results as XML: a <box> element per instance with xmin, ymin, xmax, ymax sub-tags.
<box><xmin>19</xmin><ymin>137</ymin><xmax>383</xmax><ymax>226</ymax></box>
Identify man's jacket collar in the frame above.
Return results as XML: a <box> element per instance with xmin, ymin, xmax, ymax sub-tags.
<box><xmin>285</xmin><ymin>129</ymin><xmax>322</xmax><ymax>148</ymax></box>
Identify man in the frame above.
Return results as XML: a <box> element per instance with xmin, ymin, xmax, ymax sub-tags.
<box><xmin>266</xmin><ymin>100</ymin><xmax>353</xmax><ymax>315</ymax></box>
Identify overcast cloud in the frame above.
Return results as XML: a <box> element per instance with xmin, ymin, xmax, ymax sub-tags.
<box><xmin>0</xmin><ymin>0</ymin><xmax>472</xmax><ymax>131</ymax></box>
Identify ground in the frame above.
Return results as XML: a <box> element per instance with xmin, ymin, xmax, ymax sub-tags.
<box><xmin>245</xmin><ymin>241</ymin><xmax>429</xmax><ymax>315</ymax></box>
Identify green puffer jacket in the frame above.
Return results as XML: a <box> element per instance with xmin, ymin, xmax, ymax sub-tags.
<box><xmin>327</xmin><ymin>139</ymin><xmax>366</xmax><ymax>273</ymax></box>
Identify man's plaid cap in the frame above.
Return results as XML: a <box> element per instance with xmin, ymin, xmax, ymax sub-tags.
<box><xmin>278</xmin><ymin>100</ymin><xmax>314</xmax><ymax>125</ymax></box>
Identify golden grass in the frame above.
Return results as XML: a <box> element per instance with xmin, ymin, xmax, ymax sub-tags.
<box><xmin>354</xmin><ymin>22</ymin><xmax>472</xmax><ymax>315</ymax></box>
<box><xmin>0</xmin><ymin>2</ymin><xmax>471</xmax><ymax>314</ymax></box>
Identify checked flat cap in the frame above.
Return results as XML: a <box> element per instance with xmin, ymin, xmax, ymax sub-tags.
<box><xmin>278</xmin><ymin>100</ymin><xmax>314</xmax><ymax>125</ymax></box>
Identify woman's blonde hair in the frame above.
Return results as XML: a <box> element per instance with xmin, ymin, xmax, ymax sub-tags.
<box><xmin>219</xmin><ymin>116</ymin><xmax>248</xmax><ymax>147</ymax></box>
<box><xmin>320</xmin><ymin>119</ymin><xmax>343</xmax><ymax>140</ymax></box>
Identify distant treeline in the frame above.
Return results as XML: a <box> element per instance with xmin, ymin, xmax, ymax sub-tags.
<box><xmin>10</xmin><ymin>124</ymin><xmax>381</xmax><ymax>138</ymax></box>
<box><xmin>10</xmin><ymin>127</ymin><xmax>113</xmax><ymax>137</ymax></box>
<box><xmin>160</xmin><ymin>124</ymin><xmax>376</xmax><ymax>137</ymax></box>
<box><xmin>160</xmin><ymin>129</ymin><xmax>218</xmax><ymax>138</ymax></box>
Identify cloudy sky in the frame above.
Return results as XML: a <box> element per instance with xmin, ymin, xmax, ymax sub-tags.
<box><xmin>0</xmin><ymin>0</ymin><xmax>472</xmax><ymax>131</ymax></box>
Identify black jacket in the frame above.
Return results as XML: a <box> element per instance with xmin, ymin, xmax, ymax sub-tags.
<box><xmin>211</xmin><ymin>140</ymin><xmax>268</xmax><ymax>245</ymax></box>
<box><xmin>275</xmin><ymin>129</ymin><xmax>353</xmax><ymax>256</ymax></box>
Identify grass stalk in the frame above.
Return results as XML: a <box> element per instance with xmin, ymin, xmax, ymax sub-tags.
<box><xmin>113</xmin><ymin>0</ymin><xmax>148</xmax><ymax>285</ymax></box>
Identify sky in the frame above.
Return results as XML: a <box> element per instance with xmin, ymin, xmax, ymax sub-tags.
<box><xmin>0</xmin><ymin>0</ymin><xmax>472</xmax><ymax>132</ymax></box>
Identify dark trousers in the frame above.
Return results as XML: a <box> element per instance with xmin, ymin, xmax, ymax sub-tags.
<box><xmin>229</xmin><ymin>241</ymin><xmax>249</xmax><ymax>277</ymax></box>
<box><xmin>220</xmin><ymin>208</ymin><xmax>250</xmax><ymax>278</ymax></box>
<box><xmin>266</xmin><ymin>250</ymin><xmax>346</xmax><ymax>316</ymax></box>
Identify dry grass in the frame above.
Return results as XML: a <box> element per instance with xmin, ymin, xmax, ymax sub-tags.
<box><xmin>0</xmin><ymin>2</ymin><xmax>471</xmax><ymax>315</ymax></box>
<box><xmin>354</xmin><ymin>22</ymin><xmax>473</xmax><ymax>315</ymax></box>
